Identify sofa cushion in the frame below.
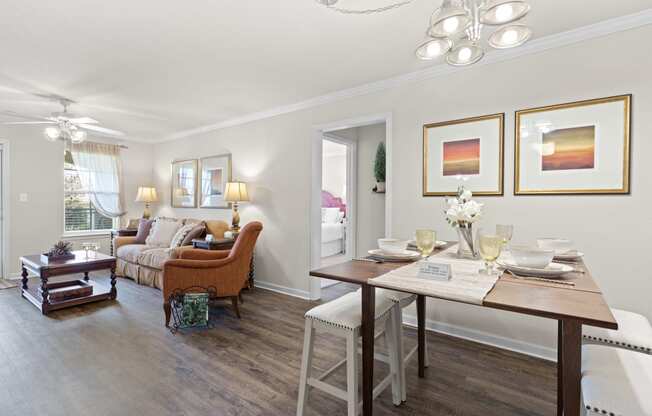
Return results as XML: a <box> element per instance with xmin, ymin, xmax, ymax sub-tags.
<box><xmin>138</xmin><ymin>247</ymin><xmax>176</xmax><ymax>271</ymax></box>
<box><xmin>146</xmin><ymin>217</ymin><xmax>183</xmax><ymax>247</ymax></box>
<box><xmin>181</xmin><ymin>224</ymin><xmax>206</xmax><ymax>246</ymax></box>
<box><xmin>206</xmin><ymin>220</ymin><xmax>229</xmax><ymax>239</ymax></box>
<box><xmin>134</xmin><ymin>218</ymin><xmax>154</xmax><ymax>244</ymax></box>
<box><xmin>116</xmin><ymin>244</ymin><xmax>150</xmax><ymax>263</ymax></box>
<box><xmin>170</xmin><ymin>223</ymin><xmax>196</xmax><ymax>248</ymax></box>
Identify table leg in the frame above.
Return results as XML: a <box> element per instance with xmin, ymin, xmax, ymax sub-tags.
<box><xmin>40</xmin><ymin>275</ymin><xmax>49</xmax><ymax>315</ymax></box>
<box><xmin>361</xmin><ymin>284</ymin><xmax>375</xmax><ymax>416</ymax></box>
<box><xmin>561</xmin><ymin>319</ymin><xmax>582</xmax><ymax>416</ymax></box>
<box><xmin>557</xmin><ymin>320</ymin><xmax>563</xmax><ymax>416</ymax></box>
<box><xmin>83</xmin><ymin>271</ymin><xmax>89</xmax><ymax>281</ymax></box>
<box><xmin>21</xmin><ymin>265</ymin><xmax>28</xmax><ymax>291</ymax></box>
<box><xmin>109</xmin><ymin>265</ymin><xmax>117</xmax><ymax>300</ymax></box>
<box><xmin>417</xmin><ymin>294</ymin><xmax>426</xmax><ymax>378</ymax></box>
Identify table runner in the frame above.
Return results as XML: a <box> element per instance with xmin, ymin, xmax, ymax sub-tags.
<box><xmin>369</xmin><ymin>246</ymin><xmax>499</xmax><ymax>305</ymax></box>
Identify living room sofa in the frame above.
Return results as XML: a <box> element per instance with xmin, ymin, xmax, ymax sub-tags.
<box><xmin>113</xmin><ymin>217</ymin><xmax>229</xmax><ymax>289</ymax></box>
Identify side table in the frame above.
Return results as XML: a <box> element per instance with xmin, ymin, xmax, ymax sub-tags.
<box><xmin>191</xmin><ymin>238</ymin><xmax>255</xmax><ymax>289</ymax></box>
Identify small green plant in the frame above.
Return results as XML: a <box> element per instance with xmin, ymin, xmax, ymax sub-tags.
<box><xmin>374</xmin><ymin>142</ymin><xmax>386</xmax><ymax>183</ymax></box>
<box><xmin>47</xmin><ymin>240</ymin><xmax>73</xmax><ymax>257</ymax></box>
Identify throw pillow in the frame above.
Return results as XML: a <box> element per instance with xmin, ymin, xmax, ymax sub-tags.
<box><xmin>181</xmin><ymin>224</ymin><xmax>206</xmax><ymax>246</ymax></box>
<box><xmin>134</xmin><ymin>218</ymin><xmax>154</xmax><ymax>244</ymax></box>
<box><xmin>146</xmin><ymin>218</ymin><xmax>183</xmax><ymax>247</ymax></box>
<box><xmin>169</xmin><ymin>223</ymin><xmax>197</xmax><ymax>248</ymax></box>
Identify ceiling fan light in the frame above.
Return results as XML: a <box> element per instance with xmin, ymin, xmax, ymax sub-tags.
<box><xmin>488</xmin><ymin>24</ymin><xmax>532</xmax><ymax>49</ymax></box>
<box><xmin>415</xmin><ymin>38</ymin><xmax>452</xmax><ymax>60</ymax></box>
<box><xmin>482</xmin><ymin>0</ymin><xmax>530</xmax><ymax>25</ymax></box>
<box><xmin>44</xmin><ymin>126</ymin><xmax>61</xmax><ymax>142</ymax></box>
<box><xmin>446</xmin><ymin>41</ymin><xmax>484</xmax><ymax>66</ymax></box>
<box><xmin>70</xmin><ymin>129</ymin><xmax>87</xmax><ymax>144</ymax></box>
<box><xmin>428</xmin><ymin>1</ymin><xmax>470</xmax><ymax>37</ymax></box>
<box><xmin>316</xmin><ymin>0</ymin><xmax>338</xmax><ymax>5</ymax></box>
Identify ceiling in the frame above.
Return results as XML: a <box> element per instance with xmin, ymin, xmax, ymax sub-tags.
<box><xmin>0</xmin><ymin>0</ymin><xmax>649</xmax><ymax>142</ymax></box>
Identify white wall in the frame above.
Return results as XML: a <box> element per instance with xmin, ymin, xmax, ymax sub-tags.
<box><xmin>150</xmin><ymin>26</ymin><xmax>652</xmax><ymax>356</ymax></box>
<box><xmin>0</xmin><ymin>125</ymin><xmax>152</xmax><ymax>277</ymax></box>
<box><xmin>355</xmin><ymin>123</ymin><xmax>386</xmax><ymax>254</ymax></box>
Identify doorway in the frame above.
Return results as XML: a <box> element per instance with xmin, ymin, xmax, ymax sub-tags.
<box><xmin>310</xmin><ymin>114</ymin><xmax>392</xmax><ymax>299</ymax></box>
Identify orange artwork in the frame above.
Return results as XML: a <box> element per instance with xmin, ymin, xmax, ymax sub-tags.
<box><xmin>542</xmin><ymin>126</ymin><xmax>595</xmax><ymax>171</ymax></box>
<box><xmin>442</xmin><ymin>138</ymin><xmax>480</xmax><ymax>176</ymax></box>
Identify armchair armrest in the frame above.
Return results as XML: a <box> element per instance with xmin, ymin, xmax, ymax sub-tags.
<box><xmin>179</xmin><ymin>249</ymin><xmax>230</xmax><ymax>261</ymax></box>
<box><xmin>114</xmin><ymin>236</ymin><xmax>138</xmax><ymax>251</ymax></box>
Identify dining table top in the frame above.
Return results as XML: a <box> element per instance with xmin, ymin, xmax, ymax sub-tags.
<box><xmin>309</xmin><ymin>244</ymin><xmax>618</xmax><ymax>330</ymax></box>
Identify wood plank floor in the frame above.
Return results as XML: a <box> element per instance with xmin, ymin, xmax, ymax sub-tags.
<box><xmin>0</xmin><ymin>275</ymin><xmax>556</xmax><ymax>416</ymax></box>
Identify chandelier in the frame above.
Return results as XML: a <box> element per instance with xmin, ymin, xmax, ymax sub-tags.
<box><xmin>44</xmin><ymin>121</ymin><xmax>87</xmax><ymax>144</ymax></box>
<box><xmin>415</xmin><ymin>0</ymin><xmax>532</xmax><ymax>66</ymax></box>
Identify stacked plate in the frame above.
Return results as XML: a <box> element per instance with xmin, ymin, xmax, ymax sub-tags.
<box><xmin>498</xmin><ymin>260</ymin><xmax>574</xmax><ymax>278</ymax></box>
<box><xmin>368</xmin><ymin>249</ymin><xmax>421</xmax><ymax>262</ymax></box>
<box><xmin>406</xmin><ymin>240</ymin><xmax>448</xmax><ymax>251</ymax></box>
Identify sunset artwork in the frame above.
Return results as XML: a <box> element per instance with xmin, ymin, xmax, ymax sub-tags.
<box><xmin>442</xmin><ymin>138</ymin><xmax>480</xmax><ymax>176</ymax></box>
<box><xmin>541</xmin><ymin>126</ymin><xmax>595</xmax><ymax>171</ymax></box>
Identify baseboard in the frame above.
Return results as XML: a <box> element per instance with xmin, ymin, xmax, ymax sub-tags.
<box><xmin>255</xmin><ymin>280</ymin><xmax>315</xmax><ymax>300</ymax></box>
<box><xmin>402</xmin><ymin>314</ymin><xmax>556</xmax><ymax>362</ymax></box>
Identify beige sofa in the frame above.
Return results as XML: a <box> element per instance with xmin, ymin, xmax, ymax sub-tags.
<box><xmin>113</xmin><ymin>218</ymin><xmax>229</xmax><ymax>289</ymax></box>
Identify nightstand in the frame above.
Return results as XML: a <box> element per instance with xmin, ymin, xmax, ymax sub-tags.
<box><xmin>191</xmin><ymin>237</ymin><xmax>255</xmax><ymax>289</ymax></box>
<box><xmin>110</xmin><ymin>229</ymin><xmax>138</xmax><ymax>256</ymax></box>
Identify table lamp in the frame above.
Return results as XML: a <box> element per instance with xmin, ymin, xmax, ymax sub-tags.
<box><xmin>224</xmin><ymin>181</ymin><xmax>249</xmax><ymax>232</ymax></box>
<box><xmin>135</xmin><ymin>186</ymin><xmax>159</xmax><ymax>219</ymax></box>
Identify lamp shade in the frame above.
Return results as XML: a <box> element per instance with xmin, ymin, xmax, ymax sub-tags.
<box><xmin>135</xmin><ymin>186</ymin><xmax>159</xmax><ymax>203</ymax></box>
<box><xmin>224</xmin><ymin>182</ymin><xmax>249</xmax><ymax>203</ymax></box>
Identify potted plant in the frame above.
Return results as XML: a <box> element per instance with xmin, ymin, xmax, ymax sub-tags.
<box><xmin>373</xmin><ymin>142</ymin><xmax>386</xmax><ymax>192</ymax></box>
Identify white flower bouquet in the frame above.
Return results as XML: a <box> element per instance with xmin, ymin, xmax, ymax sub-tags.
<box><xmin>444</xmin><ymin>186</ymin><xmax>483</xmax><ymax>258</ymax></box>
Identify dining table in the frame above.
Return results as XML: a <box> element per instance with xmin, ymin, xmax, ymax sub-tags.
<box><xmin>309</xmin><ymin>243</ymin><xmax>617</xmax><ymax>416</ymax></box>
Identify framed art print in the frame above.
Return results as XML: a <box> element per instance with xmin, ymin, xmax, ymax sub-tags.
<box><xmin>515</xmin><ymin>94</ymin><xmax>631</xmax><ymax>195</ymax></box>
<box><xmin>423</xmin><ymin>113</ymin><xmax>504</xmax><ymax>196</ymax></box>
<box><xmin>199</xmin><ymin>153</ymin><xmax>232</xmax><ymax>208</ymax></box>
<box><xmin>171</xmin><ymin>159</ymin><xmax>198</xmax><ymax>208</ymax></box>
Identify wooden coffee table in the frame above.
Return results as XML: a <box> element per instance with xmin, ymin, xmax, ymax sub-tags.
<box><xmin>20</xmin><ymin>251</ymin><xmax>117</xmax><ymax>315</ymax></box>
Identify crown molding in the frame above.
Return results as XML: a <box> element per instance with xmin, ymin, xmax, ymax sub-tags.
<box><xmin>161</xmin><ymin>8</ymin><xmax>652</xmax><ymax>143</ymax></box>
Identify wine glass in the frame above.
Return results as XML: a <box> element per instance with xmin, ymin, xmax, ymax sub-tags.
<box><xmin>478</xmin><ymin>230</ymin><xmax>503</xmax><ymax>275</ymax></box>
<box><xmin>496</xmin><ymin>224</ymin><xmax>514</xmax><ymax>247</ymax></box>
<box><xmin>415</xmin><ymin>229</ymin><xmax>436</xmax><ymax>258</ymax></box>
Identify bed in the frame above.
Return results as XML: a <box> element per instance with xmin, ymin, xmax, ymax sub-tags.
<box><xmin>321</xmin><ymin>191</ymin><xmax>347</xmax><ymax>258</ymax></box>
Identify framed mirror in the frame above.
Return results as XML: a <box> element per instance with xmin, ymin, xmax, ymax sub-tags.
<box><xmin>171</xmin><ymin>159</ymin><xmax>198</xmax><ymax>208</ymax></box>
<box><xmin>199</xmin><ymin>154</ymin><xmax>232</xmax><ymax>208</ymax></box>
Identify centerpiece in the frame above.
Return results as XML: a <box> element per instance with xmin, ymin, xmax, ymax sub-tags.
<box><xmin>444</xmin><ymin>186</ymin><xmax>483</xmax><ymax>259</ymax></box>
<box><xmin>41</xmin><ymin>240</ymin><xmax>75</xmax><ymax>263</ymax></box>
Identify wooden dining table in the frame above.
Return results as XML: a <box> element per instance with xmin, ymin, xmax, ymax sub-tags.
<box><xmin>309</xmin><ymin>244</ymin><xmax>617</xmax><ymax>416</ymax></box>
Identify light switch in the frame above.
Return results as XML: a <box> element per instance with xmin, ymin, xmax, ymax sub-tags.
<box><xmin>19</xmin><ymin>193</ymin><xmax>28</xmax><ymax>202</ymax></box>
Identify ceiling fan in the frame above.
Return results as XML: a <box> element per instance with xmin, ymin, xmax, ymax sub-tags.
<box><xmin>1</xmin><ymin>97</ymin><xmax>126</xmax><ymax>144</ymax></box>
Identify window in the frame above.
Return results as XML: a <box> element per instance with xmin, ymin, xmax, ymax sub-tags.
<box><xmin>64</xmin><ymin>151</ymin><xmax>114</xmax><ymax>233</ymax></box>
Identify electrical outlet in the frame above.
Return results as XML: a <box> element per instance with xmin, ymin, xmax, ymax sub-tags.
<box><xmin>19</xmin><ymin>193</ymin><xmax>28</xmax><ymax>202</ymax></box>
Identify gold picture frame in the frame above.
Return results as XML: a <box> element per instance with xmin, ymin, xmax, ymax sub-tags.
<box><xmin>423</xmin><ymin>113</ymin><xmax>504</xmax><ymax>196</ymax></box>
<box><xmin>171</xmin><ymin>159</ymin><xmax>198</xmax><ymax>208</ymax></box>
<box><xmin>514</xmin><ymin>94</ymin><xmax>631</xmax><ymax>195</ymax></box>
<box><xmin>198</xmin><ymin>153</ymin><xmax>232</xmax><ymax>209</ymax></box>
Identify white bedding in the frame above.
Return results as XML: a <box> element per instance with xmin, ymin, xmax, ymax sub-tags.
<box><xmin>322</xmin><ymin>222</ymin><xmax>345</xmax><ymax>243</ymax></box>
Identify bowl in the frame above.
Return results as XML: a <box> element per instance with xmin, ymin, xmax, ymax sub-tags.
<box><xmin>378</xmin><ymin>238</ymin><xmax>408</xmax><ymax>254</ymax></box>
<box><xmin>510</xmin><ymin>245</ymin><xmax>555</xmax><ymax>269</ymax></box>
<box><xmin>537</xmin><ymin>238</ymin><xmax>574</xmax><ymax>255</ymax></box>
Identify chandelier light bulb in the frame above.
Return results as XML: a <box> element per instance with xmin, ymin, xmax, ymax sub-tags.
<box><xmin>427</xmin><ymin>42</ymin><xmax>441</xmax><ymax>56</ymax></box>
<box><xmin>70</xmin><ymin>129</ymin><xmax>87</xmax><ymax>144</ymax></box>
<box><xmin>488</xmin><ymin>24</ymin><xmax>532</xmax><ymax>49</ymax></box>
<box><xmin>495</xmin><ymin>3</ymin><xmax>514</xmax><ymax>23</ymax></box>
<box><xmin>443</xmin><ymin>16</ymin><xmax>460</xmax><ymax>33</ymax></box>
<box><xmin>481</xmin><ymin>0</ymin><xmax>531</xmax><ymax>25</ymax></box>
<box><xmin>44</xmin><ymin>126</ymin><xmax>61</xmax><ymax>142</ymax></box>
<box><xmin>446</xmin><ymin>41</ymin><xmax>484</xmax><ymax>66</ymax></box>
<box><xmin>458</xmin><ymin>47</ymin><xmax>472</xmax><ymax>62</ymax></box>
<box><xmin>415</xmin><ymin>38</ymin><xmax>452</xmax><ymax>60</ymax></box>
<box><xmin>501</xmin><ymin>29</ymin><xmax>518</xmax><ymax>44</ymax></box>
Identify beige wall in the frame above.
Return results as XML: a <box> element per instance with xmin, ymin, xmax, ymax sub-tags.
<box><xmin>0</xmin><ymin>125</ymin><xmax>152</xmax><ymax>277</ymax></box>
<box><xmin>150</xmin><ymin>26</ymin><xmax>652</xmax><ymax>357</ymax></box>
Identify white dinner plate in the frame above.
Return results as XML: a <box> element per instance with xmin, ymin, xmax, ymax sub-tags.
<box><xmin>498</xmin><ymin>260</ymin><xmax>574</xmax><ymax>278</ymax></box>
<box><xmin>407</xmin><ymin>240</ymin><xmax>448</xmax><ymax>248</ymax></box>
<box><xmin>553</xmin><ymin>251</ymin><xmax>584</xmax><ymax>261</ymax></box>
<box><xmin>368</xmin><ymin>249</ymin><xmax>421</xmax><ymax>261</ymax></box>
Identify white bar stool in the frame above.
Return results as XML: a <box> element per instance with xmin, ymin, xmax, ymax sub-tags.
<box><xmin>296</xmin><ymin>291</ymin><xmax>402</xmax><ymax>416</ymax></box>
<box><xmin>581</xmin><ymin>344</ymin><xmax>652</xmax><ymax>415</ymax></box>
<box><xmin>583</xmin><ymin>308</ymin><xmax>652</xmax><ymax>354</ymax></box>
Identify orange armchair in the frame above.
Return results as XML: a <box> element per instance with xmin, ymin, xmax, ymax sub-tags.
<box><xmin>162</xmin><ymin>221</ymin><xmax>263</xmax><ymax>326</ymax></box>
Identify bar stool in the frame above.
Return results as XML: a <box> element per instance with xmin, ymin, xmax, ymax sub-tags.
<box><xmin>581</xmin><ymin>344</ymin><xmax>652</xmax><ymax>415</ymax></box>
<box><xmin>296</xmin><ymin>291</ymin><xmax>402</xmax><ymax>416</ymax></box>
<box><xmin>583</xmin><ymin>308</ymin><xmax>652</xmax><ymax>354</ymax></box>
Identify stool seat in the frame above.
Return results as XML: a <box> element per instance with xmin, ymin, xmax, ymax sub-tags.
<box><xmin>306</xmin><ymin>291</ymin><xmax>395</xmax><ymax>330</ymax></box>
<box><xmin>583</xmin><ymin>309</ymin><xmax>652</xmax><ymax>354</ymax></box>
<box><xmin>582</xmin><ymin>345</ymin><xmax>652</xmax><ymax>416</ymax></box>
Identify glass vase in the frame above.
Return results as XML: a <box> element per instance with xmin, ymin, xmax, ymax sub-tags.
<box><xmin>456</xmin><ymin>225</ymin><xmax>478</xmax><ymax>259</ymax></box>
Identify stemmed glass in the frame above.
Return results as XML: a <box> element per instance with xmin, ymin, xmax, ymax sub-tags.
<box><xmin>415</xmin><ymin>229</ymin><xmax>436</xmax><ymax>258</ymax></box>
<box><xmin>477</xmin><ymin>229</ymin><xmax>503</xmax><ymax>275</ymax></box>
<box><xmin>496</xmin><ymin>224</ymin><xmax>514</xmax><ymax>248</ymax></box>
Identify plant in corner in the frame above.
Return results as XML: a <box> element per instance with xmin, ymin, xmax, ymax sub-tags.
<box><xmin>373</xmin><ymin>142</ymin><xmax>386</xmax><ymax>192</ymax></box>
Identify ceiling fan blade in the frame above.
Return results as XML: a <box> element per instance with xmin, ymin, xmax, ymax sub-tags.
<box><xmin>2</xmin><ymin>121</ymin><xmax>55</xmax><ymax>125</ymax></box>
<box><xmin>67</xmin><ymin>117</ymin><xmax>98</xmax><ymax>124</ymax></box>
<box><xmin>78</xmin><ymin>124</ymin><xmax>126</xmax><ymax>137</ymax></box>
<box><xmin>0</xmin><ymin>110</ymin><xmax>52</xmax><ymax>122</ymax></box>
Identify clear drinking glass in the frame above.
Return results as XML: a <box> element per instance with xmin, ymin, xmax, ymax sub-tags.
<box><xmin>496</xmin><ymin>224</ymin><xmax>514</xmax><ymax>247</ymax></box>
<box><xmin>478</xmin><ymin>230</ymin><xmax>503</xmax><ymax>275</ymax></box>
<box><xmin>415</xmin><ymin>229</ymin><xmax>436</xmax><ymax>258</ymax></box>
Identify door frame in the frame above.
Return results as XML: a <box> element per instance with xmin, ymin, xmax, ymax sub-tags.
<box><xmin>310</xmin><ymin>113</ymin><xmax>393</xmax><ymax>300</ymax></box>
<box><xmin>0</xmin><ymin>139</ymin><xmax>9</xmax><ymax>280</ymax></box>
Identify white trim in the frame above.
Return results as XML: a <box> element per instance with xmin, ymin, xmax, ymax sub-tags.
<box><xmin>255</xmin><ymin>280</ymin><xmax>315</xmax><ymax>300</ymax></box>
<box><xmin>62</xmin><ymin>230</ymin><xmax>113</xmax><ymax>239</ymax></box>
<box><xmin>402</xmin><ymin>314</ymin><xmax>556</xmax><ymax>362</ymax></box>
<box><xmin>161</xmin><ymin>9</ymin><xmax>652</xmax><ymax>142</ymax></box>
<box><xmin>0</xmin><ymin>140</ymin><xmax>9</xmax><ymax>280</ymax></box>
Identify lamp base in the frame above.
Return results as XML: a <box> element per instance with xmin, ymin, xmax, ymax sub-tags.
<box><xmin>142</xmin><ymin>203</ymin><xmax>151</xmax><ymax>219</ymax></box>
<box><xmin>231</xmin><ymin>203</ymin><xmax>241</xmax><ymax>232</ymax></box>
